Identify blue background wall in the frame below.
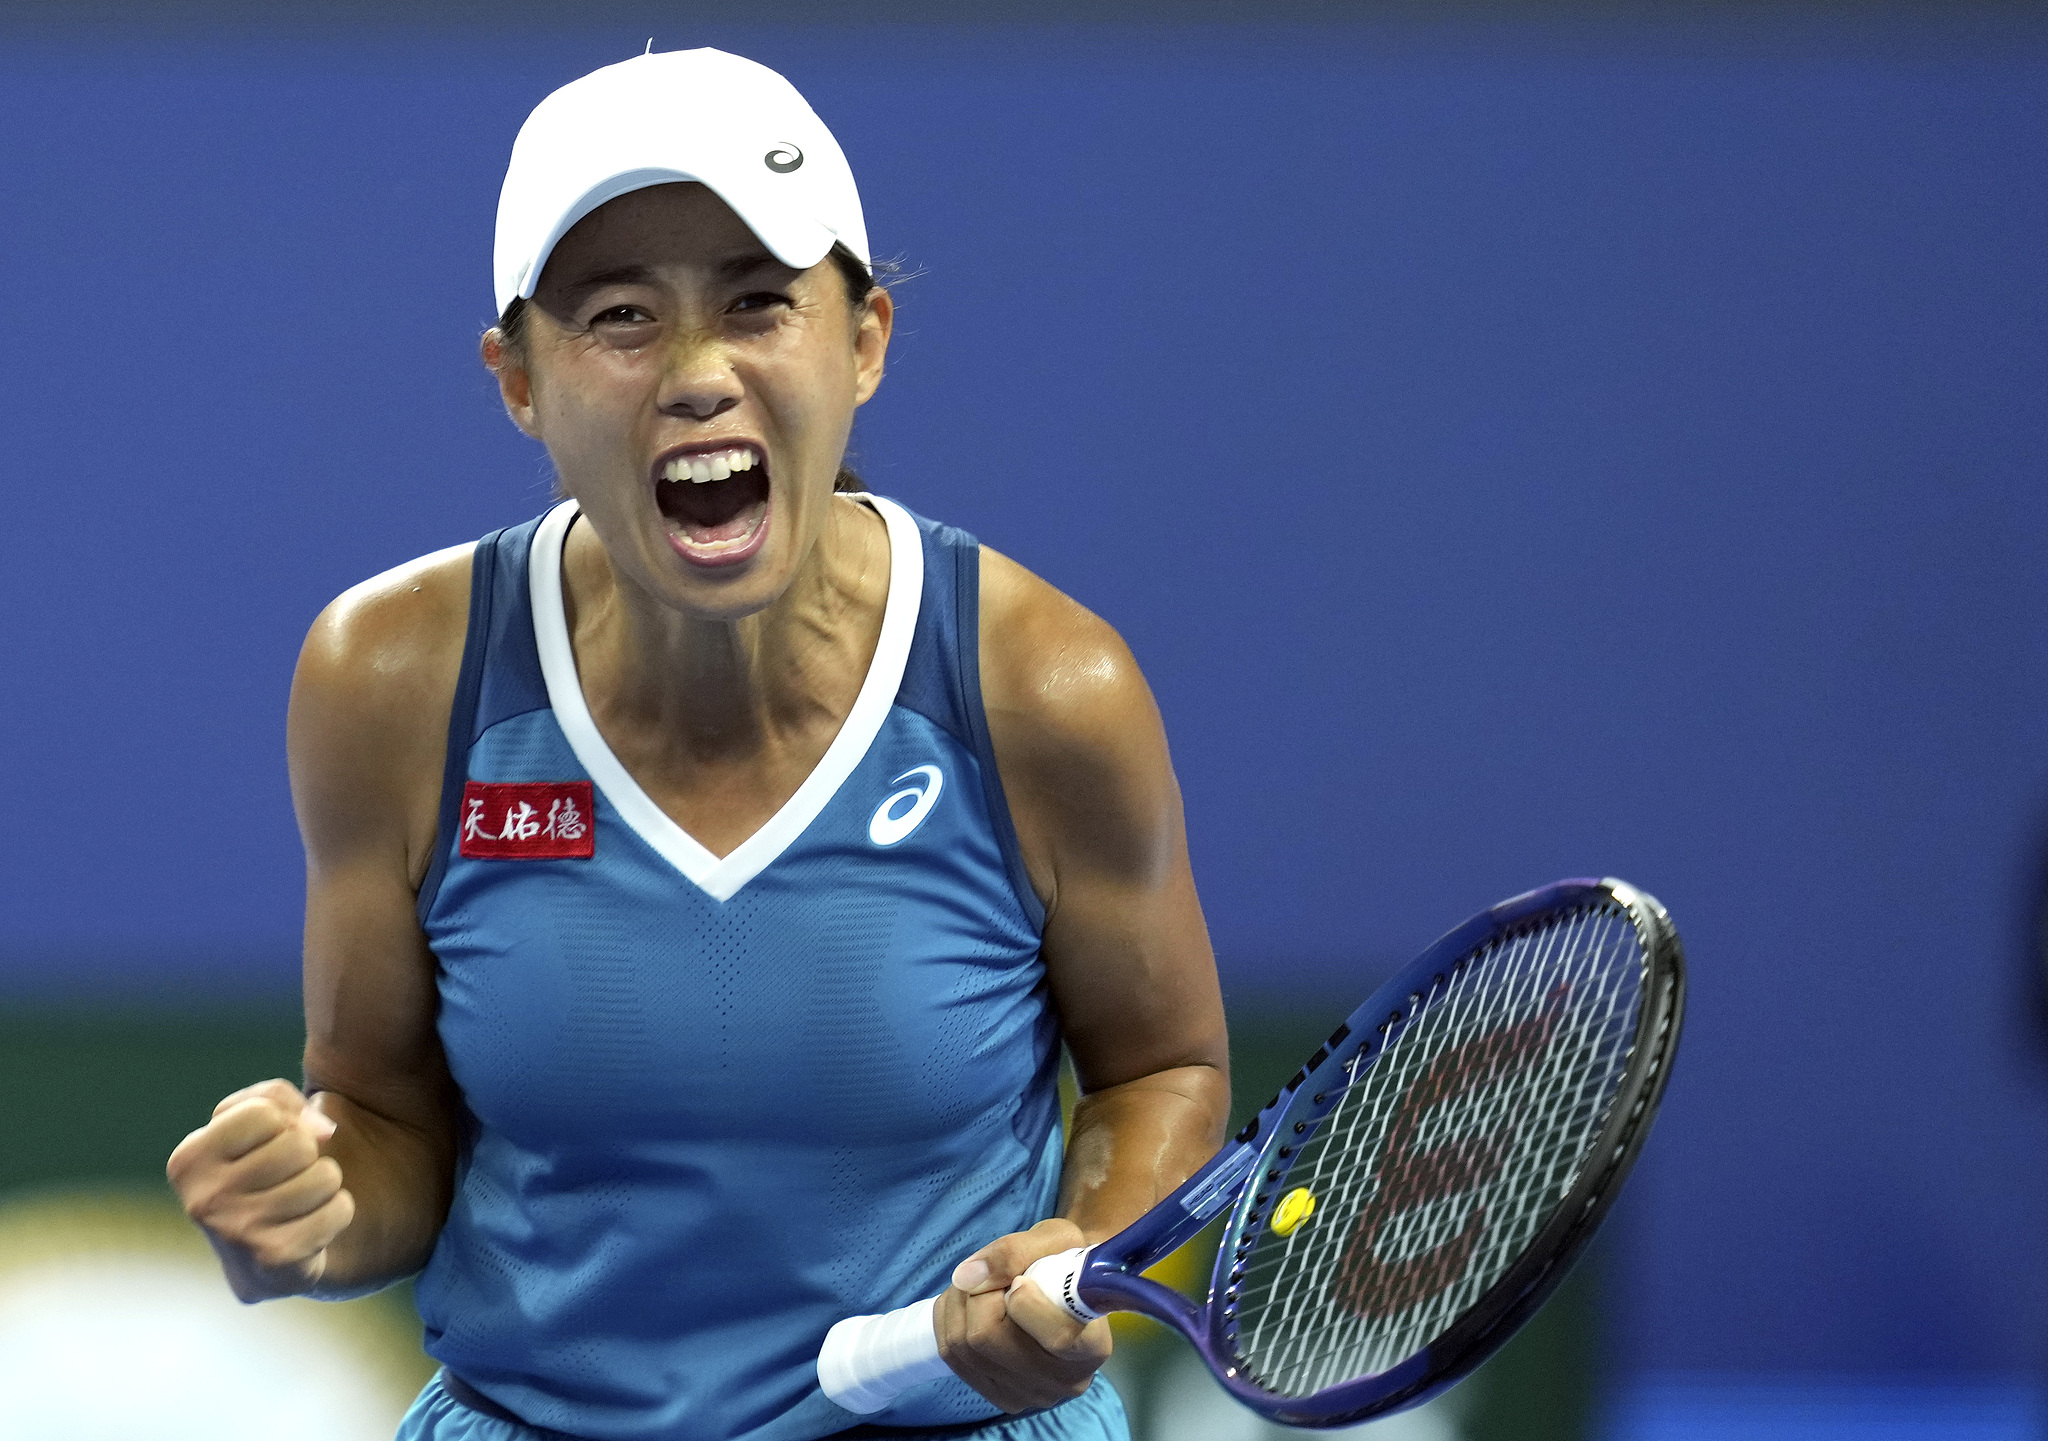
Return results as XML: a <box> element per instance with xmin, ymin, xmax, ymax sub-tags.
<box><xmin>1</xmin><ymin>6</ymin><xmax>2044</xmax><ymax>1391</ymax></box>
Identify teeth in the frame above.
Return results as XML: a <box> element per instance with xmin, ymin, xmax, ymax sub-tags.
<box><xmin>660</xmin><ymin>447</ymin><xmax>761</xmax><ymax>484</ymax></box>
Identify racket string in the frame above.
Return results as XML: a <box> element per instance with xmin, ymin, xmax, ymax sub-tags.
<box><xmin>1248</xmin><ymin>923</ymin><xmax>1549</xmax><ymax>1388</ymax></box>
<box><xmin>1338</xmin><ymin>913</ymin><xmax>1587</xmax><ymax>1377</ymax></box>
<box><xmin>1251</xmin><ymin>914</ymin><xmax>1568</xmax><ymax>1390</ymax></box>
<box><xmin>1227</xmin><ymin>905</ymin><xmax>1645</xmax><ymax>1397</ymax></box>
<box><xmin>1367</xmin><ymin>918</ymin><xmax>1578</xmax><ymax>1359</ymax></box>
<box><xmin>1324</xmin><ymin>909</ymin><xmax>1631</xmax><ymax>1383</ymax></box>
<box><xmin>1397</xmin><ymin>910</ymin><xmax>1636</xmax><ymax>1362</ymax></box>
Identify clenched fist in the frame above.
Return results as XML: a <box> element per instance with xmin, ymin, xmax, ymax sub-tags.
<box><xmin>934</xmin><ymin>1217</ymin><xmax>1114</xmax><ymax>1413</ymax></box>
<box><xmin>166</xmin><ymin>1078</ymin><xmax>354</xmax><ymax>1302</ymax></box>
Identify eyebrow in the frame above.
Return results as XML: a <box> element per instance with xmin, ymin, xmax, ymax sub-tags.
<box><xmin>555</xmin><ymin>251</ymin><xmax>791</xmax><ymax>306</ymax></box>
<box><xmin>712</xmin><ymin>250</ymin><xmax>793</xmax><ymax>286</ymax></box>
<box><xmin>574</xmin><ymin>264</ymin><xmax>656</xmax><ymax>290</ymax></box>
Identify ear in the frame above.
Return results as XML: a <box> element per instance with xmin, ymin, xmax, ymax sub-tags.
<box><xmin>852</xmin><ymin>286</ymin><xmax>893</xmax><ymax>408</ymax></box>
<box><xmin>481</xmin><ymin>328</ymin><xmax>542</xmax><ymax>439</ymax></box>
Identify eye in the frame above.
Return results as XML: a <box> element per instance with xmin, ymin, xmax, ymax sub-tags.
<box><xmin>730</xmin><ymin>291</ymin><xmax>791</xmax><ymax>315</ymax></box>
<box><xmin>590</xmin><ymin>304</ymin><xmax>656</xmax><ymax>326</ymax></box>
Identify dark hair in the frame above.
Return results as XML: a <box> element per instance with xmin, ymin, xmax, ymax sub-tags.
<box><xmin>826</xmin><ymin>243</ymin><xmax>878</xmax><ymax>492</ymax></box>
<box><xmin>493</xmin><ymin>242</ymin><xmax>882</xmax><ymax>493</ymax></box>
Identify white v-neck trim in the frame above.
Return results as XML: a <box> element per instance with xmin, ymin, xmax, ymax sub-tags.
<box><xmin>529</xmin><ymin>493</ymin><xmax>924</xmax><ymax>902</ymax></box>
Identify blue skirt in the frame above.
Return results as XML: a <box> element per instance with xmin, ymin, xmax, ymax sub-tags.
<box><xmin>395</xmin><ymin>1371</ymin><xmax>1130</xmax><ymax>1441</ymax></box>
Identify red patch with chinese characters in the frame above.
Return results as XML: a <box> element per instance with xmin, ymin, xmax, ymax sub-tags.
<box><xmin>458</xmin><ymin>781</ymin><xmax>596</xmax><ymax>859</ymax></box>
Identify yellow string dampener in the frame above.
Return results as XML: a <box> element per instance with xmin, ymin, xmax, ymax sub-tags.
<box><xmin>1270</xmin><ymin>1187</ymin><xmax>1316</xmax><ymax>1237</ymax></box>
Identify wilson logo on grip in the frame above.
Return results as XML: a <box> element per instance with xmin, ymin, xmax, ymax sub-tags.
<box><xmin>1331</xmin><ymin>985</ymin><xmax>1567</xmax><ymax>1320</ymax></box>
<box><xmin>459</xmin><ymin>781</ymin><xmax>595</xmax><ymax>860</ymax></box>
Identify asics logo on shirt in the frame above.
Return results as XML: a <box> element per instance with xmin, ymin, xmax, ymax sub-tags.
<box><xmin>869</xmin><ymin>765</ymin><xmax>943</xmax><ymax>846</ymax></box>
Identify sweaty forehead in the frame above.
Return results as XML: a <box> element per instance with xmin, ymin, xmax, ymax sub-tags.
<box><xmin>537</xmin><ymin>181</ymin><xmax>791</xmax><ymax>298</ymax></box>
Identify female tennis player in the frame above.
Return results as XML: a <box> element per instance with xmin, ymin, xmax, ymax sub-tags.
<box><xmin>166</xmin><ymin>48</ymin><xmax>1226</xmax><ymax>1441</ymax></box>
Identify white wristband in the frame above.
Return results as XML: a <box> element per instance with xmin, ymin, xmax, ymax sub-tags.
<box><xmin>817</xmin><ymin>1296</ymin><xmax>950</xmax><ymax>1414</ymax></box>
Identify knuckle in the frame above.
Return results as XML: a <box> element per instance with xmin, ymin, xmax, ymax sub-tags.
<box><xmin>203</xmin><ymin>1195</ymin><xmax>251</xmax><ymax>1228</ymax></box>
<box><xmin>184</xmin><ymin>1181</ymin><xmax>235</xmax><ymax>1226</ymax></box>
<box><xmin>1038</xmin><ymin>1325</ymin><xmax>1090</xmax><ymax>1359</ymax></box>
<box><xmin>219</xmin><ymin>1219</ymin><xmax>266</xmax><ymax>1252</ymax></box>
<box><xmin>221</xmin><ymin>1098</ymin><xmax>267</xmax><ymax>1126</ymax></box>
<box><xmin>1059</xmin><ymin>1334</ymin><xmax>1109</xmax><ymax>1366</ymax></box>
<box><xmin>248</xmin><ymin>1235</ymin><xmax>294</xmax><ymax>1270</ymax></box>
<box><xmin>961</xmin><ymin>1295</ymin><xmax>1008</xmax><ymax>1338</ymax></box>
<box><xmin>1041</xmin><ymin>1326</ymin><xmax>1084</xmax><ymax>1356</ymax></box>
<box><xmin>173</xmin><ymin>1121</ymin><xmax>228</xmax><ymax>1166</ymax></box>
<box><xmin>258</xmin><ymin>1222</ymin><xmax>320</xmax><ymax>1271</ymax></box>
<box><xmin>216</xmin><ymin>1100</ymin><xmax>285</xmax><ymax>1149</ymax></box>
<box><xmin>212</xmin><ymin>1085</ymin><xmax>261</xmax><ymax>1118</ymax></box>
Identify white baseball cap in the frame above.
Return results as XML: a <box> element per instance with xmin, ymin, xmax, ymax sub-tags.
<box><xmin>492</xmin><ymin>48</ymin><xmax>869</xmax><ymax>317</ymax></box>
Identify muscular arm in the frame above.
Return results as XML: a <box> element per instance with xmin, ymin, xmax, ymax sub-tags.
<box><xmin>289</xmin><ymin>547</ymin><xmax>472</xmax><ymax>1295</ymax></box>
<box><xmin>992</xmin><ymin>554</ymin><xmax>1227</xmax><ymax>1236</ymax></box>
<box><xmin>168</xmin><ymin>546</ymin><xmax>470</xmax><ymax>1301</ymax></box>
<box><xmin>932</xmin><ymin>546</ymin><xmax>1229</xmax><ymax>1411</ymax></box>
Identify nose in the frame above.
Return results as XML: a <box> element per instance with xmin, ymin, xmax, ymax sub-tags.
<box><xmin>658</xmin><ymin>328</ymin><xmax>742</xmax><ymax>422</ymax></box>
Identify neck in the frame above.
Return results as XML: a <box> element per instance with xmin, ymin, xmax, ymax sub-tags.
<box><xmin>561</xmin><ymin>496</ymin><xmax>888</xmax><ymax>760</ymax></box>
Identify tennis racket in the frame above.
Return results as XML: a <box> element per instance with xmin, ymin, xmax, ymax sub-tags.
<box><xmin>817</xmin><ymin>876</ymin><xmax>1684</xmax><ymax>1428</ymax></box>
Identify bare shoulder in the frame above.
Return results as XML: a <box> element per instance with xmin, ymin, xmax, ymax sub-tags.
<box><xmin>977</xmin><ymin>546</ymin><xmax>1158</xmax><ymax>757</ymax></box>
<box><xmin>978</xmin><ymin>547</ymin><xmax>1175</xmax><ymax>899</ymax></box>
<box><xmin>295</xmin><ymin>543</ymin><xmax>473</xmax><ymax>733</ymax></box>
<box><xmin>290</xmin><ymin>544</ymin><xmax>474</xmax><ymax>878</ymax></box>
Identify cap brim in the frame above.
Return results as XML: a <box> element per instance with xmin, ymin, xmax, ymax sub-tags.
<box><xmin>513</xmin><ymin>167</ymin><xmax>842</xmax><ymax>306</ymax></box>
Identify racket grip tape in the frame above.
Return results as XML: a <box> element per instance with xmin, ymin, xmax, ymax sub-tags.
<box><xmin>818</xmin><ymin>1297</ymin><xmax>949</xmax><ymax>1413</ymax></box>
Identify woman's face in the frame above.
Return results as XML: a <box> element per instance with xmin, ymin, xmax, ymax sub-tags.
<box><xmin>488</xmin><ymin>182</ymin><xmax>891</xmax><ymax>621</ymax></box>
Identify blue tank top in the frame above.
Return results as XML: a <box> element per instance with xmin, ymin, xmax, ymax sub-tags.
<box><xmin>413</xmin><ymin>496</ymin><xmax>1060</xmax><ymax>1441</ymax></box>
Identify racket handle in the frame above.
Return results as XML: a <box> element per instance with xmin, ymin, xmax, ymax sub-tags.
<box><xmin>817</xmin><ymin>1247</ymin><xmax>1102</xmax><ymax>1414</ymax></box>
<box><xmin>818</xmin><ymin>1296</ymin><xmax>949</xmax><ymax>1414</ymax></box>
<box><xmin>1018</xmin><ymin>1246</ymin><xmax>1100</xmax><ymax>1324</ymax></box>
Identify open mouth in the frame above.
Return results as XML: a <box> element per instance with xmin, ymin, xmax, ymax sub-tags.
<box><xmin>653</xmin><ymin>444</ymin><xmax>771</xmax><ymax>567</ymax></box>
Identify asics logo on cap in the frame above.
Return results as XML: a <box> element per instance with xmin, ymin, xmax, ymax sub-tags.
<box><xmin>764</xmin><ymin>143</ymin><xmax>804</xmax><ymax>173</ymax></box>
<box><xmin>869</xmin><ymin>765</ymin><xmax>943</xmax><ymax>847</ymax></box>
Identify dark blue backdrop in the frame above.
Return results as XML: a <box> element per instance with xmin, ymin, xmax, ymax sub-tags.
<box><xmin>2</xmin><ymin>10</ymin><xmax>2043</xmax><ymax>1386</ymax></box>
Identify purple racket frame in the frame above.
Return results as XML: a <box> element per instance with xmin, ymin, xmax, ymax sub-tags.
<box><xmin>1055</xmin><ymin>877</ymin><xmax>1686</xmax><ymax>1429</ymax></box>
